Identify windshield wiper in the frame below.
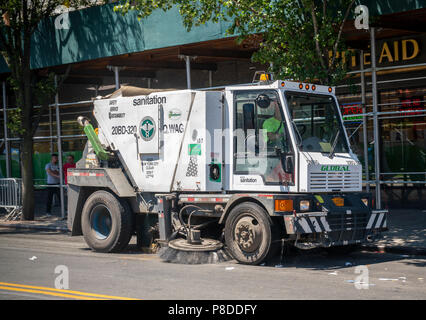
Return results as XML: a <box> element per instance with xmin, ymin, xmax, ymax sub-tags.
<box><xmin>328</xmin><ymin>129</ymin><xmax>340</xmax><ymax>159</ymax></box>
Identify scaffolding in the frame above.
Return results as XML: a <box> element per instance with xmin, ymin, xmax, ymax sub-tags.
<box><xmin>0</xmin><ymin>80</ymin><xmax>91</xmax><ymax>218</ymax></box>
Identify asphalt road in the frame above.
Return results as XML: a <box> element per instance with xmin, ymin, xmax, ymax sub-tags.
<box><xmin>0</xmin><ymin>228</ymin><xmax>424</xmax><ymax>300</ymax></box>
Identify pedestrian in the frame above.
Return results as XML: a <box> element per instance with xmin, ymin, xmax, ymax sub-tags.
<box><xmin>63</xmin><ymin>154</ymin><xmax>76</xmax><ymax>185</ymax></box>
<box><xmin>45</xmin><ymin>153</ymin><xmax>60</xmax><ymax>215</ymax></box>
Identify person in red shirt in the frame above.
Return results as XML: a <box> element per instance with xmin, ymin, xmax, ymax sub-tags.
<box><xmin>63</xmin><ymin>155</ymin><xmax>76</xmax><ymax>184</ymax></box>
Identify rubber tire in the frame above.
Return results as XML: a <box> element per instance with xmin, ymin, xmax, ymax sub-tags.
<box><xmin>81</xmin><ymin>190</ymin><xmax>133</xmax><ymax>253</ymax></box>
<box><xmin>224</xmin><ymin>202</ymin><xmax>273</xmax><ymax>265</ymax></box>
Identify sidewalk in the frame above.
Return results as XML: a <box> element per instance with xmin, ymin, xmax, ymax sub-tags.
<box><xmin>0</xmin><ymin>207</ymin><xmax>425</xmax><ymax>255</ymax></box>
<box><xmin>0</xmin><ymin>213</ymin><xmax>67</xmax><ymax>231</ymax></box>
<box><xmin>363</xmin><ymin>209</ymin><xmax>426</xmax><ymax>256</ymax></box>
<box><xmin>0</xmin><ymin>190</ymin><xmax>68</xmax><ymax>231</ymax></box>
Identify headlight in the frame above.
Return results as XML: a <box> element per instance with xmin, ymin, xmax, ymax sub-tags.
<box><xmin>361</xmin><ymin>198</ymin><xmax>368</xmax><ymax>207</ymax></box>
<box><xmin>300</xmin><ymin>200</ymin><xmax>310</xmax><ymax>211</ymax></box>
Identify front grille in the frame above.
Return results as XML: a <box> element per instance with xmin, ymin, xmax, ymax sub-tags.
<box><xmin>325</xmin><ymin>212</ymin><xmax>368</xmax><ymax>242</ymax></box>
<box><xmin>326</xmin><ymin>211</ymin><xmax>368</xmax><ymax>230</ymax></box>
<box><xmin>309</xmin><ymin>171</ymin><xmax>361</xmax><ymax>192</ymax></box>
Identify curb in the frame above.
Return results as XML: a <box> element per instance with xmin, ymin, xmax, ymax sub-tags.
<box><xmin>362</xmin><ymin>244</ymin><xmax>426</xmax><ymax>256</ymax></box>
<box><xmin>0</xmin><ymin>222</ymin><xmax>68</xmax><ymax>232</ymax></box>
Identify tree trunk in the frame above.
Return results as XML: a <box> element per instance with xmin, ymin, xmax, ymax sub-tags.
<box><xmin>20</xmin><ymin>131</ymin><xmax>35</xmax><ymax>220</ymax></box>
<box><xmin>20</xmin><ymin>53</ymin><xmax>35</xmax><ymax>220</ymax></box>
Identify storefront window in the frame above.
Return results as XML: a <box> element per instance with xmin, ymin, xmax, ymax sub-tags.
<box><xmin>379</xmin><ymin>87</ymin><xmax>426</xmax><ymax>181</ymax></box>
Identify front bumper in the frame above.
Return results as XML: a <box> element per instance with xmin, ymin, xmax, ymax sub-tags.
<box><xmin>283</xmin><ymin>209</ymin><xmax>388</xmax><ymax>246</ymax></box>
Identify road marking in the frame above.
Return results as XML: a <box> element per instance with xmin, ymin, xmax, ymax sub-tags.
<box><xmin>0</xmin><ymin>282</ymin><xmax>139</xmax><ymax>300</ymax></box>
<box><xmin>0</xmin><ymin>285</ymin><xmax>103</xmax><ymax>300</ymax></box>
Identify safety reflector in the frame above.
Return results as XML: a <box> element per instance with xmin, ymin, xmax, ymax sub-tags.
<box><xmin>332</xmin><ymin>197</ymin><xmax>344</xmax><ymax>207</ymax></box>
<box><xmin>275</xmin><ymin>199</ymin><xmax>293</xmax><ymax>212</ymax></box>
<box><xmin>314</xmin><ymin>195</ymin><xmax>324</xmax><ymax>203</ymax></box>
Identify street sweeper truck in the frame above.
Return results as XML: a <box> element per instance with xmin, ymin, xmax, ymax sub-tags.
<box><xmin>67</xmin><ymin>77</ymin><xmax>388</xmax><ymax>265</ymax></box>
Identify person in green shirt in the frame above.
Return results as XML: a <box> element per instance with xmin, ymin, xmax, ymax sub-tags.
<box><xmin>261</xmin><ymin>100</ymin><xmax>292</xmax><ymax>183</ymax></box>
<box><xmin>262</xmin><ymin>100</ymin><xmax>285</xmax><ymax>149</ymax></box>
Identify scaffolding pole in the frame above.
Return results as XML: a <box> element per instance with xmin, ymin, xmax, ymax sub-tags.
<box><xmin>55</xmin><ymin>76</ymin><xmax>65</xmax><ymax>218</ymax></box>
<box><xmin>184</xmin><ymin>55</ymin><xmax>191</xmax><ymax>89</ymax></box>
<box><xmin>114</xmin><ymin>66</ymin><xmax>120</xmax><ymax>90</ymax></box>
<box><xmin>179</xmin><ymin>55</ymin><xmax>194</xmax><ymax>89</ymax></box>
<box><xmin>2</xmin><ymin>82</ymin><xmax>10</xmax><ymax>177</ymax></box>
<box><xmin>370</xmin><ymin>27</ymin><xmax>381</xmax><ymax>209</ymax></box>
<box><xmin>360</xmin><ymin>50</ymin><xmax>370</xmax><ymax>192</ymax></box>
<box><xmin>208</xmin><ymin>70</ymin><xmax>213</xmax><ymax>87</ymax></box>
<box><xmin>107</xmin><ymin>65</ymin><xmax>122</xmax><ymax>90</ymax></box>
<box><xmin>49</xmin><ymin>103</ymin><xmax>53</xmax><ymax>153</ymax></box>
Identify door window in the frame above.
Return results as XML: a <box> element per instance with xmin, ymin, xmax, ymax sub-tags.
<box><xmin>234</xmin><ymin>90</ymin><xmax>294</xmax><ymax>185</ymax></box>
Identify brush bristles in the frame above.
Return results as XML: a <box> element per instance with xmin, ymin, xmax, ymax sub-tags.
<box><xmin>158</xmin><ymin>247</ymin><xmax>231</xmax><ymax>264</ymax></box>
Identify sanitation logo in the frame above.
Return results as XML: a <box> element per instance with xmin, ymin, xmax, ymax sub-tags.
<box><xmin>139</xmin><ymin>117</ymin><xmax>156</xmax><ymax>141</ymax></box>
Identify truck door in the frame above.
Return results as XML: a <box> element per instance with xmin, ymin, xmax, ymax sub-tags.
<box><xmin>232</xmin><ymin>90</ymin><xmax>295</xmax><ymax>190</ymax></box>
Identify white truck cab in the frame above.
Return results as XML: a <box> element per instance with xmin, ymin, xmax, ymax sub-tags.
<box><xmin>224</xmin><ymin>80</ymin><xmax>362</xmax><ymax>194</ymax></box>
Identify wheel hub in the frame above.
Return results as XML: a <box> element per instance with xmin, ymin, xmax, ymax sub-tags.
<box><xmin>234</xmin><ymin>216</ymin><xmax>262</xmax><ymax>253</ymax></box>
<box><xmin>90</xmin><ymin>204</ymin><xmax>112</xmax><ymax>240</ymax></box>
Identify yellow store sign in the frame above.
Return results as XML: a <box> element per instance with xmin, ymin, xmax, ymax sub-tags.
<box><xmin>330</xmin><ymin>37</ymin><xmax>422</xmax><ymax>68</ymax></box>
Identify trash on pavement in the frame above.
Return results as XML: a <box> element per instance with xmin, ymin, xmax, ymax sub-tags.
<box><xmin>378</xmin><ymin>278</ymin><xmax>399</xmax><ymax>281</ymax></box>
<box><xmin>29</xmin><ymin>256</ymin><xmax>37</xmax><ymax>261</ymax></box>
<box><xmin>274</xmin><ymin>264</ymin><xmax>284</xmax><ymax>268</ymax></box>
<box><xmin>328</xmin><ymin>271</ymin><xmax>338</xmax><ymax>275</ymax></box>
<box><xmin>225</xmin><ymin>267</ymin><xmax>234</xmax><ymax>271</ymax></box>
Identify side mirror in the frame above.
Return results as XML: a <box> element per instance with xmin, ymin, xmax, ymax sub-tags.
<box><xmin>255</xmin><ymin>94</ymin><xmax>271</xmax><ymax>109</ymax></box>
<box><xmin>284</xmin><ymin>155</ymin><xmax>294</xmax><ymax>174</ymax></box>
<box><xmin>243</xmin><ymin>103</ymin><xmax>255</xmax><ymax>132</ymax></box>
<box><xmin>275</xmin><ymin>147</ymin><xmax>293</xmax><ymax>174</ymax></box>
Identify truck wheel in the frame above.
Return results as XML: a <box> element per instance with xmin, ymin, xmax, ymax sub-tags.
<box><xmin>81</xmin><ymin>190</ymin><xmax>133</xmax><ymax>253</ymax></box>
<box><xmin>224</xmin><ymin>202</ymin><xmax>273</xmax><ymax>265</ymax></box>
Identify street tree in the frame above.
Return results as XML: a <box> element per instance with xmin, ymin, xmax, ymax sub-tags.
<box><xmin>0</xmin><ymin>1</ymin><xmax>94</xmax><ymax>220</ymax></box>
<box><xmin>116</xmin><ymin>0</ymin><xmax>357</xmax><ymax>85</ymax></box>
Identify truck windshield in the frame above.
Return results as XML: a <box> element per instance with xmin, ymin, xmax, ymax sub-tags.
<box><xmin>285</xmin><ymin>92</ymin><xmax>349</xmax><ymax>154</ymax></box>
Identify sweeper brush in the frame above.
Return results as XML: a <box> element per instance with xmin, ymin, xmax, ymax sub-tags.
<box><xmin>157</xmin><ymin>204</ymin><xmax>231</xmax><ymax>264</ymax></box>
<box><xmin>158</xmin><ymin>238</ymin><xmax>231</xmax><ymax>264</ymax></box>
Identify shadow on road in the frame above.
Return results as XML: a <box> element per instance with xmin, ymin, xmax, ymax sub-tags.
<box><xmin>261</xmin><ymin>247</ymin><xmax>426</xmax><ymax>270</ymax></box>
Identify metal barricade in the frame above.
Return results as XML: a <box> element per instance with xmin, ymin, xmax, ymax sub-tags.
<box><xmin>0</xmin><ymin>178</ymin><xmax>23</xmax><ymax>221</ymax></box>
